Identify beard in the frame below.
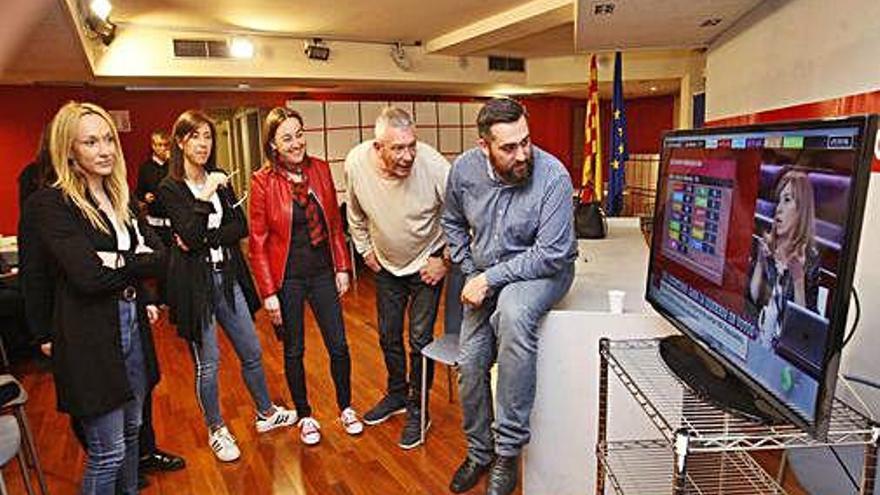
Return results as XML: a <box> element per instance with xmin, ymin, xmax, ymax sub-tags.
<box><xmin>490</xmin><ymin>152</ymin><xmax>534</xmax><ymax>185</ymax></box>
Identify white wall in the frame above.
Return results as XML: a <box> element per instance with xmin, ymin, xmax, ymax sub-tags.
<box><xmin>705</xmin><ymin>0</ymin><xmax>880</xmax><ymax>121</ymax></box>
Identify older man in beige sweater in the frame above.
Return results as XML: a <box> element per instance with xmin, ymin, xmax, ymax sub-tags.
<box><xmin>344</xmin><ymin>106</ymin><xmax>450</xmax><ymax>449</ymax></box>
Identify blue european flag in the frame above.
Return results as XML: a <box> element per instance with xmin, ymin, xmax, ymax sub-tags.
<box><xmin>607</xmin><ymin>51</ymin><xmax>627</xmax><ymax>216</ymax></box>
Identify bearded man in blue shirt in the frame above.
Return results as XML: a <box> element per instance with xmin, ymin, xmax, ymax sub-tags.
<box><xmin>442</xmin><ymin>98</ymin><xmax>577</xmax><ymax>495</ymax></box>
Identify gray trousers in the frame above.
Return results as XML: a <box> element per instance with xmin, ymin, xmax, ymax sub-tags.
<box><xmin>458</xmin><ymin>264</ymin><xmax>574</xmax><ymax>463</ymax></box>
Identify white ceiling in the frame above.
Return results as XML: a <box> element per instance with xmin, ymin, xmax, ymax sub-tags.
<box><xmin>575</xmin><ymin>0</ymin><xmax>765</xmax><ymax>51</ymax></box>
<box><xmin>0</xmin><ymin>0</ymin><xmax>764</xmax><ymax>96</ymax></box>
<box><xmin>112</xmin><ymin>0</ymin><xmax>520</xmax><ymax>44</ymax></box>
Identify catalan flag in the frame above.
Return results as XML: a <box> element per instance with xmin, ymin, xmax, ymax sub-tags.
<box><xmin>606</xmin><ymin>51</ymin><xmax>628</xmax><ymax>216</ymax></box>
<box><xmin>580</xmin><ymin>54</ymin><xmax>602</xmax><ymax>203</ymax></box>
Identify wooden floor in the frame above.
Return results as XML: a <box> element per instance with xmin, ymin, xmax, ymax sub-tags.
<box><xmin>2</xmin><ymin>269</ymin><xmax>808</xmax><ymax>494</ymax></box>
<box><xmin>4</xmin><ymin>271</ymin><xmax>504</xmax><ymax>495</ymax></box>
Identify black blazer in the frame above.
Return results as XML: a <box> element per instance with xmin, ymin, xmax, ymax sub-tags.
<box><xmin>30</xmin><ymin>187</ymin><xmax>163</xmax><ymax>418</ymax></box>
<box><xmin>158</xmin><ymin>174</ymin><xmax>260</xmax><ymax>343</ymax></box>
<box><xmin>18</xmin><ymin>193</ymin><xmax>55</xmax><ymax>344</ymax></box>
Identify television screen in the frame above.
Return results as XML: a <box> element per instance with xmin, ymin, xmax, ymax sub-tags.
<box><xmin>646</xmin><ymin>115</ymin><xmax>878</xmax><ymax>436</ymax></box>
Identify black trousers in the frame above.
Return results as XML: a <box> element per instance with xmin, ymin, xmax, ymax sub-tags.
<box><xmin>374</xmin><ymin>269</ymin><xmax>443</xmax><ymax>403</ymax></box>
<box><xmin>278</xmin><ymin>270</ymin><xmax>352</xmax><ymax>418</ymax></box>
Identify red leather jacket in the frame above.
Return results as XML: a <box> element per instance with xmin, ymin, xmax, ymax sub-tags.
<box><xmin>248</xmin><ymin>157</ymin><xmax>351</xmax><ymax>298</ymax></box>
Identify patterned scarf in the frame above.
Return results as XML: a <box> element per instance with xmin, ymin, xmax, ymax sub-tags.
<box><xmin>282</xmin><ymin>158</ymin><xmax>327</xmax><ymax>247</ymax></box>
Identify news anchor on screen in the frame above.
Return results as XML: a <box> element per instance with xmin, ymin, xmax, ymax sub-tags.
<box><xmin>747</xmin><ymin>167</ymin><xmax>821</xmax><ymax>348</ymax></box>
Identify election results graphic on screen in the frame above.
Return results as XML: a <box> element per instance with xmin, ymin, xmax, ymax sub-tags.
<box><xmin>661</xmin><ymin>158</ymin><xmax>735</xmax><ymax>286</ymax></box>
<box><xmin>646</xmin><ymin>116</ymin><xmax>877</xmax><ymax>434</ymax></box>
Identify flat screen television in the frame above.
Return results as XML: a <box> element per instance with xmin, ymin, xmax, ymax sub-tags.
<box><xmin>645</xmin><ymin>115</ymin><xmax>878</xmax><ymax>438</ymax></box>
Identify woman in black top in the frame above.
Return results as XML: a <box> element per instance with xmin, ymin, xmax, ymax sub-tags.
<box><xmin>30</xmin><ymin>101</ymin><xmax>163</xmax><ymax>495</ymax></box>
<box><xmin>158</xmin><ymin>110</ymin><xmax>295</xmax><ymax>462</ymax></box>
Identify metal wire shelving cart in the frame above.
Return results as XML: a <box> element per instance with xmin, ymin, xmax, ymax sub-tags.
<box><xmin>596</xmin><ymin>338</ymin><xmax>880</xmax><ymax>494</ymax></box>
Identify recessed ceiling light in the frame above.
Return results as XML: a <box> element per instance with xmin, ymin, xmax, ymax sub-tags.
<box><xmin>650</xmin><ymin>86</ymin><xmax>658</xmax><ymax>92</ymax></box>
<box><xmin>230</xmin><ymin>38</ymin><xmax>254</xmax><ymax>59</ymax></box>
<box><xmin>700</xmin><ymin>18</ymin><xmax>723</xmax><ymax>27</ymax></box>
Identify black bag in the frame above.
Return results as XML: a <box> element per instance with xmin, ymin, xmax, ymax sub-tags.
<box><xmin>574</xmin><ymin>201</ymin><xmax>607</xmax><ymax>239</ymax></box>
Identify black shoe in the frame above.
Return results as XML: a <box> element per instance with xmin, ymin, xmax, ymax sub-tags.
<box><xmin>137</xmin><ymin>473</ymin><xmax>150</xmax><ymax>490</ymax></box>
<box><xmin>486</xmin><ymin>455</ymin><xmax>519</xmax><ymax>495</ymax></box>
<box><xmin>363</xmin><ymin>394</ymin><xmax>407</xmax><ymax>425</ymax></box>
<box><xmin>449</xmin><ymin>456</ymin><xmax>492</xmax><ymax>493</ymax></box>
<box><xmin>139</xmin><ymin>449</ymin><xmax>186</xmax><ymax>473</ymax></box>
<box><xmin>398</xmin><ymin>407</ymin><xmax>430</xmax><ymax>450</ymax></box>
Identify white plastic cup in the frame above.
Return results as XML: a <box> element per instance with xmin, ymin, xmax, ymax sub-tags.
<box><xmin>608</xmin><ymin>290</ymin><xmax>626</xmax><ymax>314</ymax></box>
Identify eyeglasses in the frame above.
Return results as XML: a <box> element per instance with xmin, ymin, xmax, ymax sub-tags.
<box><xmin>386</xmin><ymin>142</ymin><xmax>417</xmax><ymax>157</ymax></box>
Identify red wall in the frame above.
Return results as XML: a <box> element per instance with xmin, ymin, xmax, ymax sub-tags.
<box><xmin>0</xmin><ymin>86</ymin><xmax>477</xmax><ymax>234</ymax></box>
<box><xmin>707</xmin><ymin>90</ymin><xmax>880</xmax><ymax>127</ymax></box>
<box><xmin>0</xmin><ymin>86</ymin><xmax>677</xmax><ymax>233</ymax></box>
<box><xmin>522</xmin><ymin>94</ymin><xmax>675</xmax><ymax>188</ymax></box>
<box><xmin>522</xmin><ymin>96</ymin><xmax>577</xmax><ymax>169</ymax></box>
<box><xmin>707</xmin><ymin>89</ymin><xmax>880</xmax><ymax>172</ymax></box>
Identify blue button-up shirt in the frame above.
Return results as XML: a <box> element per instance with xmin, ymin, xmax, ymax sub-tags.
<box><xmin>442</xmin><ymin>146</ymin><xmax>577</xmax><ymax>288</ymax></box>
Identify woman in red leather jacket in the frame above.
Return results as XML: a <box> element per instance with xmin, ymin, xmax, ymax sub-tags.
<box><xmin>249</xmin><ymin>107</ymin><xmax>362</xmax><ymax>445</ymax></box>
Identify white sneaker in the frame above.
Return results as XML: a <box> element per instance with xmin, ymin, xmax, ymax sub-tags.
<box><xmin>256</xmin><ymin>405</ymin><xmax>298</xmax><ymax>433</ymax></box>
<box><xmin>208</xmin><ymin>426</ymin><xmax>240</xmax><ymax>462</ymax></box>
<box><xmin>340</xmin><ymin>407</ymin><xmax>364</xmax><ymax>435</ymax></box>
<box><xmin>297</xmin><ymin>417</ymin><xmax>321</xmax><ymax>445</ymax></box>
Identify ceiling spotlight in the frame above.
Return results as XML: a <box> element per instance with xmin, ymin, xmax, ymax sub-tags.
<box><xmin>89</xmin><ymin>0</ymin><xmax>112</xmax><ymax>21</ymax></box>
<box><xmin>230</xmin><ymin>37</ymin><xmax>254</xmax><ymax>59</ymax></box>
<box><xmin>649</xmin><ymin>86</ymin><xmax>658</xmax><ymax>92</ymax></box>
<box><xmin>390</xmin><ymin>42</ymin><xmax>411</xmax><ymax>71</ymax></box>
<box><xmin>84</xmin><ymin>0</ymin><xmax>116</xmax><ymax>46</ymax></box>
<box><xmin>304</xmin><ymin>39</ymin><xmax>330</xmax><ymax>61</ymax></box>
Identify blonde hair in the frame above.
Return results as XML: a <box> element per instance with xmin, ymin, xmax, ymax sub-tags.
<box><xmin>49</xmin><ymin>101</ymin><xmax>130</xmax><ymax>233</ymax></box>
<box><xmin>768</xmin><ymin>168</ymin><xmax>816</xmax><ymax>259</ymax></box>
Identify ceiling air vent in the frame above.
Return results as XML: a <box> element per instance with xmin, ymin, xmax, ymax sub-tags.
<box><xmin>173</xmin><ymin>39</ymin><xmax>230</xmax><ymax>58</ymax></box>
<box><xmin>592</xmin><ymin>2</ymin><xmax>615</xmax><ymax>15</ymax></box>
<box><xmin>488</xmin><ymin>56</ymin><xmax>525</xmax><ymax>73</ymax></box>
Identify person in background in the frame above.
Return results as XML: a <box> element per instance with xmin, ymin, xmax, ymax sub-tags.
<box><xmin>442</xmin><ymin>98</ymin><xmax>577</xmax><ymax>495</ymax></box>
<box><xmin>135</xmin><ymin>130</ymin><xmax>173</xmax><ymax>299</ymax></box>
<box><xmin>30</xmin><ymin>101</ymin><xmax>165</xmax><ymax>494</ymax></box>
<box><xmin>17</xmin><ymin>128</ymin><xmax>52</xmax><ymax>211</ymax></box>
<box><xmin>131</xmin><ymin>128</ymin><xmax>187</xmax><ymax>477</ymax></box>
<box><xmin>17</xmin><ymin>128</ymin><xmax>54</xmax><ymax>349</ymax></box>
<box><xmin>748</xmin><ymin>166</ymin><xmax>820</xmax><ymax>347</ymax></box>
<box><xmin>158</xmin><ymin>109</ymin><xmax>296</xmax><ymax>462</ymax></box>
<box><xmin>344</xmin><ymin>106</ymin><xmax>450</xmax><ymax>449</ymax></box>
<box><xmin>249</xmin><ymin>107</ymin><xmax>361</xmax><ymax>446</ymax></box>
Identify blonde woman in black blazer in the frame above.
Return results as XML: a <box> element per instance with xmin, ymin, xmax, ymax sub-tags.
<box><xmin>30</xmin><ymin>101</ymin><xmax>163</xmax><ymax>495</ymax></box>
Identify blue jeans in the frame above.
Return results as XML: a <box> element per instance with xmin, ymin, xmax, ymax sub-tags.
<box><xmin>191</xmin><ymin>272</ymin><xmax>272</xmax><ymax>428</ymax></box>
<box><xmin>374</xmin><ymin>269</ymin><xmax>443</xmax><ymax>403</ymax></box>
<box><xmin>458</xmin><ymin>264</ymin><xmax>574</xmax><ymax>464</ymax></box>
<box><xmin>80</xmin><ymin>301</ymin><xmax>146</xmax><ymax>495</ymax></box>
<box><xmin>278</xmin><ymin>271</ymin><xmax>351</xmax><ymax>417</ymax></box>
